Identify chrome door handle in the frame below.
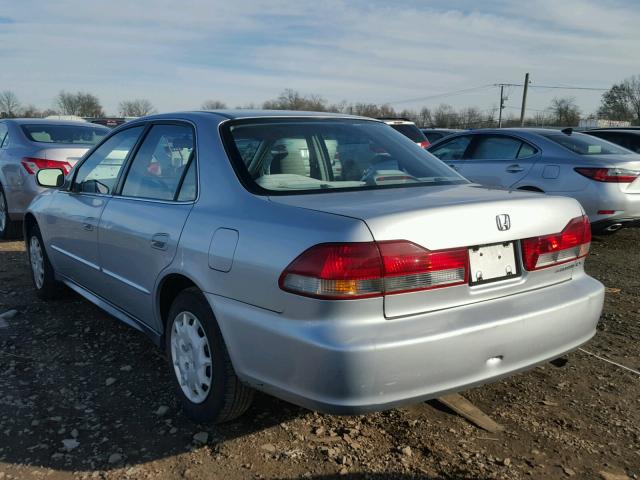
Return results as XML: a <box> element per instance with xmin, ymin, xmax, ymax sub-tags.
<box><xmin>506</xmin><ymin>164</ymin><xmax>524</xmax><ymax>173</ymax></box>
<box><xmin>151</xmin><ymin>233</ymin><xmax>169</xmax><ymax>251</ymax></box>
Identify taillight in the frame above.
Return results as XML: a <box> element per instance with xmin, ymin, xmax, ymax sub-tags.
<box><xmin>521</xmin><ymin>215</ymin><xmax>591</xmax><ymax>271</ymax></box>
<box><xmin>574</xmin><ymin>167</ymin><xmax>639</xmax><ymax>183</ymax></box>
<box><xmin>279</xmin><ymin>241</ymin><xmax>468</xmax><ymax>299</ymax></box>
<box><xmin>418</xmin><ymin>140</ymin><xmax>430</xmax><ymax>149</ymax></box>
<box><xmin>21</xmin><ymin>157</ymin><xmax>72</xmax><ymax>175</ymax></box>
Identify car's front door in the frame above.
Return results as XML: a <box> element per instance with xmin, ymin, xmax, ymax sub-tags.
<box><xmin>96</xmin><ymin>122</ymin><xmax>197</xmax><ymax>330</ymax></box>
<box><xmin>44</xmin><ymin>126</ymin><xmax>144</xmax><ymax>291</ymax></box>
<box><xmin>457</xmin><ymin>134</ymin><xmax>539</xmax><ymax>187</ymax></box>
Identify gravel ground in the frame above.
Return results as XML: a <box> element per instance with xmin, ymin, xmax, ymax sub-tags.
<box><xmin>0</xmin><ymin>230</ymin><xmax>638</xmax><ymax>480</ymax></box>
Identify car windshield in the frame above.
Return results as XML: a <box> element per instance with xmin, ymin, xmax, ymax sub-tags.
<box><xmin>21</xmin><ymin>124</ymin><xmax>109</xmax><ymax>145</ymax></box>
<box><xmin>541</xmin><ymin>132</ymin><xmax>630</xmax><ymax>155</ymax></box>
<box><xmin>388</xmin><ymin>123</ymin><xmax>427</xmax><ymax>142</ymax></box>
<box><xmin>222</xmin><ymin>119</ymin><xmax>466</xmax><ymax>194</ymax></box>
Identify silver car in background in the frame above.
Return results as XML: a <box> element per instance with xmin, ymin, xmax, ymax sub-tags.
<box><xmin>0</xmin><ymin>119</ymin><xmax>109</xmax><ymax>238</ymax></box>
<box><xmin>428</xmin><ymin>128</ymin><xmax>640</xmax><ymax>234</ymax></box>
<box><xmin>26</xmin><ymin>111</ymin><xmax>604</xmax><ymax>423</ymax></box>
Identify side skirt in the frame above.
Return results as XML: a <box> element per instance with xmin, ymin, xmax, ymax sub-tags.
<box><xmin>59</xmin><ymin>274</ymin><xmax>163</xmax><ymax>347</ymax></box>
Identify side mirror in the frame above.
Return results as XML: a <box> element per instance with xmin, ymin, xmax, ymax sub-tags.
<box><xmin>36</xmin><ymin>168</ymin><xmax>65</xmax><ymax>188</ymax></box>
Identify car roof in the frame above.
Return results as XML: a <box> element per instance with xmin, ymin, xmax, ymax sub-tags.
<box><xmin>135</xmin><ymin>110</ymin><xmax>376</xmax><ymax>122</ymax></box>
<box><xmin>5</xmin><ymin>118</ymin><xmax>107</xmax><ymax>128</ymax></box>
<box><xmin>586</xmin><ymin>128</ymin><xmax>640</xmax><ymax>133</ymax></box>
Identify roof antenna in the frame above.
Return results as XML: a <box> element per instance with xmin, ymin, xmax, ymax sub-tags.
<box><xmin>561</xmin><ymin>127</ymin><xmax>573</xmax><ymax>135</ymax></box>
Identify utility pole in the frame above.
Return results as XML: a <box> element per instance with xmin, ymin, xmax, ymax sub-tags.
<box><xmin>520</xmin><ymin>72</ymin><xmax>530</xmax><ymax>126</ymax></box>
<box><xmin>498</xmin><ymin>85</ymin><xmax>505</xmax><ymax>128</ymax></box>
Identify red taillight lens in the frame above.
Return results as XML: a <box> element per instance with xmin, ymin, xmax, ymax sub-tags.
<box><xmin>574</xmin><ymin>167</ymin><xmax>639</xmax><ymax>183</ymax></box>
<box><xmin>418</xmin><ymin>140</ymin><xmax>430</xmax><ymax>149</ymax></box>
<box><xmin>521</xmin><ymin>215</ymin><xmax>591</xmax><ymax>271</ymax></box>
<box><xmin>279</xmin><ymin>241</ymin><xmax>468</xmax><ymax>299</ymax></box>
<box><xmin>21</xmin><ymin>157</ymin><xmax>72</xmax><ymax>175</ymax></box>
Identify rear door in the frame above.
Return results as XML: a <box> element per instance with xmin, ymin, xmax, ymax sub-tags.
<box><xmin>97</xmin><ymin>122</ymin><xmax>197</xmax><ymax>330</ymax></box>
<box><xmin>457</xmin><ymin>134</ymin><xmax>539</xmax><ymax>187</ymax></box>
<box><xmin>44</xmin><ymin>126</ymin><xmax>144</xmax><ymax>291</ymax></box>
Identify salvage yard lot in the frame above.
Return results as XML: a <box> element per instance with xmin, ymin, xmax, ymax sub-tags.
<box><xmin>0</xmin><ymin>231</ymin><xmax>638</xmax><ymax>480</ymax></box>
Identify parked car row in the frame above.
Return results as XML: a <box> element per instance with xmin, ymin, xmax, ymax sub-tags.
<box><xmin>19</xmin><ymin>111</ymin><xmax>605</xmax><ymax>424</ymax></box>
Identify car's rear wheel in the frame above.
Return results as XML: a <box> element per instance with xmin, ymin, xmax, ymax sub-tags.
<box><xmin>166</xmin><ymin>287</ymin><xmax>254</xmax><ymax>423</ymax></box>
<box><xmin>0</xmin><ymin>185</ymin><xmax>21</xmax><ymax>240</ymax></box>
<box><xmin>27</xmin><ymin>224</ymin><xmax>60</xmax><ymax>300</ymax></box>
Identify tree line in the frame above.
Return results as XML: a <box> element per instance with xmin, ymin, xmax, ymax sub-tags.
<box><xmin>1</xmin><ymin>75</ymin><xmax>639</xmax><ymax>127</ymax></box>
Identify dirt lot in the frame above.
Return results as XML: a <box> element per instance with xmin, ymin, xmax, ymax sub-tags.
<box><xmin>0</xmin><ymin>230</ymin><xmax>638</xmax><ymax>480</ymax></box>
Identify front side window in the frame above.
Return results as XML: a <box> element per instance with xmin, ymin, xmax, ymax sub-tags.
<box><xmin>429</xmin><ymin>135</ymin><xmax>472</xmax><ymax>161</ymax></box>
<box><xmin>21</xmin><ymin>124</ymin><xmax>109</xmax><ymax>145</ymax></box>
<box><xmin>121</xmin><ymin>124</ymin><xmax>195</xmax><ymax>201</ymax></box>
<box><xmin>73</xmin><ymin>126</ymin><xmax>144</xmax><ymax>194</ymax></box>
<box><xmin>542</xmin><ymin>132</ymin><xmax>630</xmax><ymax>155</ymax></box>
<box><xmin>222</xmin><ymin>119</ymin><xmax>466</xmax><ymax>194</ymax></box>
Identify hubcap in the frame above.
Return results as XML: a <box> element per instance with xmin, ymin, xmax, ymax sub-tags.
<box><xmin>29</xmin><ymin>236</ymin><xmax>45</xmax><ymax>289</ymax></box>
<box><xmin>170</xmin><ymin>311</ymin><xmax>213</xmax><ymax>404</ymax></box>
<box><xmin>0</xmin><ymin>193</ymin><xmax>6</xmax><ymax>232</ymax></box>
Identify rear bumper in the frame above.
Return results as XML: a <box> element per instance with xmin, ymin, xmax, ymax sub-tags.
<box><xmin>591</xmin><ymin>217</ymin><xmax>640</xmax><ymax>233</ymax></box>
<box><xmin>207</xmin><ymin>274</ymin><xmax>604</xmax><ymax>414</ymax></box>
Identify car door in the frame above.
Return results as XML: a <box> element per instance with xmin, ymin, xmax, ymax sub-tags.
<box><xmin>456</xmin><ymin>134</ymin><xmax>539</xmax><ymax>187</ymax></box>
<box><xmin>43</xmin><ymin>126</ymin><xmax>145</xmax><ymax>291</ymax></box>
<box><xmin>96</xmin><ymin>122</ymin><xmax>197</xmax><ymax>330</ymax></box>
<box><xmin>428</xmin><ymin>135</ymin><xmax>473</xmax><ymax>174</ymax></box>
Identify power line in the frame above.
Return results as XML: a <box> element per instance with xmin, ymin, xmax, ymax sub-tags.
<box><xmin>494</xmin><ymin>83</ymin><xmax>608</xmax><ymax>92</ymax></box>
<box><xmin>386</xmin><ymin>84</ymin><xmax>495</xmax><ymax>105</ymax></box>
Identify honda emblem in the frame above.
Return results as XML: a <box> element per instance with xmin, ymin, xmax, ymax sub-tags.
<box><xmin>496</xmin><ymin>214</ymin><xmax>511</xmax><ymax>231</ymax></box>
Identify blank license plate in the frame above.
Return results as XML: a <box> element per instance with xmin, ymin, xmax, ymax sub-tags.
<box><xmin>468</xmin><ymin>242</ymin><xmax>518</xmax><ymax>285</ymax></box>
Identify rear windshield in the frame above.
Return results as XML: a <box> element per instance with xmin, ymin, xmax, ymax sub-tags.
<box><xmin>388</xmin><ymin>123</ymin><xmax>427</xmax><ymax>142</ymax></box>
<box><xmin>21</xmin><ymin>124</ymin><xmax>109</xmax><ymax>145</ymax></box>
<box><xmin>541</xmin><ymin>132</ymin><xmax>630</xmax><ymax>155</ymax></box>
<box><xmin>222</xmin><ymin>118</ymin><xmax>466</xmax><ymax>194</ymax></box>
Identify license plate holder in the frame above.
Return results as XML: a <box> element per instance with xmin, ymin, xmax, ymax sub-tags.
<box><xmin>468</xmin><ymin>242</ymin><xmax>519</xmax><ymax>285</ymax></box>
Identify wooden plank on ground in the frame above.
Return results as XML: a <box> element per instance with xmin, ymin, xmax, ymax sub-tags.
<box><xmin>437</xmin><ymin>393</ymin><xmax>505</xmax><ymax>433</ymax></box>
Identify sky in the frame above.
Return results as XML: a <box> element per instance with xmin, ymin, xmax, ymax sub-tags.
<box><xmin>0</xmin><ymin>0</ymin><xmax>639</xmax><ymax>117</ymax></box>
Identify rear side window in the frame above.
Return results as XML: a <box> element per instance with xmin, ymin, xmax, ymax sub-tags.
<box><xmin>73</xmin><ymin>127</ymin><xmax>144</xmax><ymax>194</ymax></box>
<box><xmin>471</xmin><ymin>136</ymin><xmax>523</xmax><ymax>160</ymax></box>
<box><xmin>121</xmin><ymin>124</ymin><xmax>195</xmax><ymax>201</ymax></box>
<box><xmin>388</xmin><ymin>123</ymin><xmax>427</xmax><ymax>142</ymax></box>
<box><xmin>429</xmin><ymin>135</ymin><xmax>472</xmax><ymax>160</ymax></box>
<box><xmin>21</xmin><ymin>124</ymin><xmax>109</xmax><ymax>145</ymax></box>
<box><xmin>517</xmin><ymin>142</ymin><xmax>538</xmax><ymax>158</ymax></box>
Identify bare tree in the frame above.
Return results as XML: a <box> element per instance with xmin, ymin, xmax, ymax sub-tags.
<box><xmin>263</xmin><ymin>89</ymin><xmax>327</xmax><ymax>111</ymax></box>
<box><xmin>56</xmin><ymin>91</ymin><xmax>104</xmax><ymax>117</ymax></box>
<box><xmin>201</xmin><ymin>100</ymin><xmax>227</xmax><ymax>110</ymax></box>
<box><xmin>21</xmin><ymin>105</ymin><xmax>42</xmax><ymax>118</ymax></box>
<box><xmin>599</xmin><ymin>82</ymin><xmax>633</xmax><ymax>122</ymax></box>
<box><xmin>119</xmin><ymin>99</ymin><xmax>156</xmax><ymax>117</ymax></box>
<box><xmin>433</xmin><ymin>104</ymin><xmax>458</xmax><ymax>128</ymax></box>
<box><xmin>0</xmin><ymin>91</ymin><xmax>21</xmax><ymax>117</ymax></box>
<box><xmin>622</xmin><ymin>75</ymin><xmax>640</xmax><ymax>125</ymax></box>
<box><xmin>548</xmin><ymin>97</ymin><xmax>580</xmax><ymax>126</ymax></box>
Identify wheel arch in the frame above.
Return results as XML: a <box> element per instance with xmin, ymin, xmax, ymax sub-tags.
<box><xmin>156</xmin><ymin>273</ymin><xmax>202</xmax><ymax>339</ymax></box>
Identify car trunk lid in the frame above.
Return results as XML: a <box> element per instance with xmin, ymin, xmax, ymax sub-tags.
<box><xmin>271</xmin><ymin>185</ymin><xmax>585</xmax><ymax>318</ymax></box>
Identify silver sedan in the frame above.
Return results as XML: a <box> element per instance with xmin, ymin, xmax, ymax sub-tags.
<box><xmin>26</xmin><ymin>111</ymin><xmax>604</xmax><ymax>423</ymax></box>
<box><xmin>0</xmin><ymin>119</ymin><xmax>109</xmax><ymax>238</ymax></box>
<box><xmin>428</xmin><ymin>128</ymin><xmax>640</xmax><ymax>234</ymax></box>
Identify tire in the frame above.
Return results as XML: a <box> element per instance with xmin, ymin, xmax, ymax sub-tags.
<box><xmin>0</xmin><ymin>185</ymin><xmax>21</xmax><ymax>240</ymax></box>
<box><xmin>166</xmin><ymin>287</ymin><xmax>254</xmax><ymax>423</ymax></box>
<box><xmin>26</xmin><ymin>223</ymin><xmax>61</xmax><ymax>300</ymax></box>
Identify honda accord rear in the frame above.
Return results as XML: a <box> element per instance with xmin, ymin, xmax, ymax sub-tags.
<box><xmin>26</xmin><ymin>111</ymin><xmax>604</xmax><ymax>422</ymax></box>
